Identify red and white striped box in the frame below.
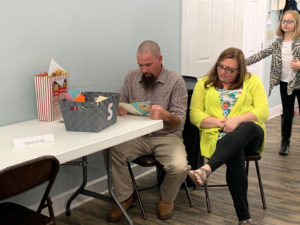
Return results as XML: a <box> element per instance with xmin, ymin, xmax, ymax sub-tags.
<box><xmin>34</xmin><ymin>73</ymin><xmax>68</xmax><ymax>122</ymax></box>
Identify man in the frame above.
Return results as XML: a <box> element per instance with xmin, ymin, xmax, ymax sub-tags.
<box><xmin>107</xmin><ymin>40</ymin><xmax>189</xmax><ymax>221</ymax></box>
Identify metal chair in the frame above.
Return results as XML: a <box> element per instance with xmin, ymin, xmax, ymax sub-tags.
<box><xmin>127</xmin><ymin>155</ymin><xmax>193</xmax><ymax>219</ymax></box>
<box><xmin>0</xmin><ymin>155</ymin><xmax>60</xmax><ymax>225</ymax></box>
<box><xmin>202</xmin><ymin>154</ymin><xmax>267</xmax><ymax>213</ymax></box>
<box><xmin>182</xmin><ymin>75</ymin><xmax>202</xmax><ymax>187</ymax></box>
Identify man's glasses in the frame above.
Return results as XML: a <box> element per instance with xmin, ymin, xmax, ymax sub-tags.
<box><xmin>217</xmin><ymin>64</ymin><xmax>238</xmax><ymax>74</ymax></box>
<box><xmin>281</xmin><ymin>19</ymin><xmax>295</xmax><ymax>24</ymax></box>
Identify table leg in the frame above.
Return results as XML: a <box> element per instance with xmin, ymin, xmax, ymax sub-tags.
<box><xmin>65</xmin><ymin>156</ymin><xmax>88</xmax><ymax>216</ymax></box>
<box><xmin>106</xmin><ymin>148</ymin><xmax>134</xmax><ymax>225</ymax></box>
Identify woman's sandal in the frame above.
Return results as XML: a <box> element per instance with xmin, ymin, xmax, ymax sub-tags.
<box><xmin>185</xmin><ymin>167</ymin><xmax>211</xmax><ymax>187</ymax></box>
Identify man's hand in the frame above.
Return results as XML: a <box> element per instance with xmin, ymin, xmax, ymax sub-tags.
<box><xmin>149</xmin><ymin>105</ymin><xmax>165</xmax><ymax>120</ymax></box>
<box><xmin>149</xmin><ymin>105</ymin><xmax>181</xmax><ymax>129</ymax></box>
<box><xmin>118</xmin><ymin>106</ymin><xmax>128</xmax><ymax>116</ymax></box>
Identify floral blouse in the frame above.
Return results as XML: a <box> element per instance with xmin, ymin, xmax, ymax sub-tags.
<box><xmin>217</xmin><ymin>88</ymin><xmax>242</xmax><ymax>139</ymax></box>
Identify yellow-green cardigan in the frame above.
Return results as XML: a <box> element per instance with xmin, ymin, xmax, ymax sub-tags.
<box><xmin>190</xmin><ymin>73</ymin><xmax>269</xmax><ymax>158</ymax></box>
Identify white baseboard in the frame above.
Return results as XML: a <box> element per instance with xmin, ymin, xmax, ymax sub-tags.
<box><xmin>51</xmin><ymin>165</ymin><xmax>154</xmax><ymax>217</ymax></box>
<box><xmin>268</xmin><ymin>104</ymin><xmax>282</xmax><ymax>119</ymax></box>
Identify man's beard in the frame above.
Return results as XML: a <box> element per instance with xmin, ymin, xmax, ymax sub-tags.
<box><xmin>141</xmin><ymin>74</ymin><xmax>156</xmax><ymax>90</ymax></box>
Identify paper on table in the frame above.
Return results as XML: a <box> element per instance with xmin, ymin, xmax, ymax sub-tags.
<box><xmin>13</xmin><ymin>134</ymin><xmax>55</xmax><ymax>147</ymax></box>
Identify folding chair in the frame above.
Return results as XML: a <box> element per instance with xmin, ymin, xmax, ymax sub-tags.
<box><xmin>202</xmin><ymin>154</ymin><xmax>267</xmax><ymax>212</ymax></box>
<box><xmin>0</xmin><ymin>155</ymin><xmax>60</xmax><ymax>225</ymax></box>
<box><xmin>127</xmin><ymin>154</ymin><xmax>193</xmax><ymax>219</ymax></box>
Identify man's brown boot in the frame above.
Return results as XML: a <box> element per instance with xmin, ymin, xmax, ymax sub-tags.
<box><xmin>157</xmin><ymin>199</ymin><xmax>174</xmax><ymax>220</ymax></box>
<box><xmin>106</xmin><ymin>195</ymin><xmax>137</xmax><ymax>222</ymax></box>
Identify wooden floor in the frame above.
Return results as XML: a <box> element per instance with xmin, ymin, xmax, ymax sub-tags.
<box><xmin>56</xmin><ymin>115</ymin><xmax>300</xmax><ymax>225</ymax></box>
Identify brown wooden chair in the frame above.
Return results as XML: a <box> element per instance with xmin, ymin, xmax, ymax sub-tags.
<box><xmin>202</xmin><ymin>154</ymin><xmax>267</xmax><ymax>213</ymax></box>
<box><xmin>0</xmin><ymin>155</ymin><xmax>60</xmax><ymax>225</ymax></box>
<box><xmin>127</xmin><ymin>155</ymin><xmax>193</xmax><ymax>219</ymax></box>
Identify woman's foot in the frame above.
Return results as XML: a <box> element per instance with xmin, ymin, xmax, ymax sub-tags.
<box><xmin>185</xmin><ymin>166</ymin><xmax>211</xmax><ymax>187</ymax></box>
<box><xmin>238</xmin><ymin>219</ymin><xmax>252</xmax><ymax>225</ymax></box>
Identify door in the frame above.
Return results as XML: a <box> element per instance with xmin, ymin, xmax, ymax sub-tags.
<box><xmin>181</xmin><ymin>0</ymin><xmax>245</xmax><ymax>78</ymax></box>
<box><xmin>242</xmin><ymin>0</ymin><xmax>267</xmax><ymax>80</ymax></box>
<box><xmin>181</xmin><ymin>0</ymin><xmax>266</xmax><ymax>79</ymax></box>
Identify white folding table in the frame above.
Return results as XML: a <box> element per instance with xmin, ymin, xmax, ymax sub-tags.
<box><xmin>0</xmin><ymin>115</ymin><xmax>163</xmax><ymax>225</ymax></box>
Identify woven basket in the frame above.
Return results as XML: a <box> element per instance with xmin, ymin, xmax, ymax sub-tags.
<box><xmin>59</xmin><ymin>92</ymin><xmax>120</xmax><ymax>132</ymax></box>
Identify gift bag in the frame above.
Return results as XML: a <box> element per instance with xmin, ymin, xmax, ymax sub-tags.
<box><xmin>34</xmin><ymin>60</ymin><xmax>68</xmax><ymax>122</ymax></box>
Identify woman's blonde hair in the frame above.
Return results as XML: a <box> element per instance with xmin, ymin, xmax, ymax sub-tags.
<box><xmin>276</xmin><ymin>10</ymin><xmax>300</xmax><ymax>38</ymax></box>
<box><xmin>204</xmin><ymin>47</ymin><xmax>249</xmax><ymax>90</ymax></box>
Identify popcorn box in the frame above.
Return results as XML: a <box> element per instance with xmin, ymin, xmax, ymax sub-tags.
<box><xmin>34</xmin><ymin>73</ymin><xmax>68</xmax><ymax>122</ymax></box>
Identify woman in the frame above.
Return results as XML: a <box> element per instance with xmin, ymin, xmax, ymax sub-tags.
<box><xmin>246</xmin><ymin>10</ymin><xmax>300</xmax><ymax>156</ymax></box>
<box><xmin>185</xmin><ymin>47</ymin><xmax>269</xmax><ymax>225</ymax></box>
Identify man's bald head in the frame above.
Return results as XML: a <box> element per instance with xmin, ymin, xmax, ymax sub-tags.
<box><xmin>137</xmin><ymin>40</ymin><xmax>161</xmax><ymax>58</ymax></box>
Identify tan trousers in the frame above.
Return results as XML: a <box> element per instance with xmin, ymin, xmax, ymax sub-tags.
<box><xmin>110</xmin><ymin>131</ymin><xmax>188</xmax><ymax>203</ymax></box>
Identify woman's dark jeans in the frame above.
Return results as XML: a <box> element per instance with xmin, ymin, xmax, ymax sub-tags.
<box><xmin>208</xmin><ymin>122</ymin><xmax>264</xmax><ymax>221</ymax></box>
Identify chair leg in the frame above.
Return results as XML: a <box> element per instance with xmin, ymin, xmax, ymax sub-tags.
<box><xmin>200</xmin><ymin>156</ymin><xmax>211</xmax><ymax>212</ymax></box>
<box><xmin>156</xmin><ymin>164</ymin><xmax>165</xmax><ymax>186</ymax></box>
<box><xmin>203</xmin><ymin>183</ymin><xmax>211</xmax><ymax>212</ymax></box>
<box><xmin>183</xmin><ymin>180</ymin><xmax>194</xmax><ymax>207</ymax></box>
<box><xmin>127</xmin><ymin>162</ymin><xmax>147</xmax><ymax>219</ymax></box>
<box><xmin>245</xmin><ymin>160</ymin><xmax>250</xmax><ymax>176</ymax></box>
<box><xmin>254</xmin><ymin>160</ymin><xmax>267</xmax><ymax>209</ymax></box>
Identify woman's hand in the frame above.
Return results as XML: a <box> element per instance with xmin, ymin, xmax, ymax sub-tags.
<box><xmin>223</xmin><ymin>116</ymin><xmax>242</xmax><ymax>133</ymax></box>
<box><xmin>218</xmin><ymin>119</ymin><xmax>226</xmax><ymax>130</ymax></box>
<box><xmin>291</xmin><ymin>58</ymin><xmax>300</xmax><ymax>70</ymax></box>
<box><xmin>200</xmin><ymin>117</ymin><xmax>226</xmax><ymax>129</ymax></box>
<box><xmin>223</xmin><ymin>112</ymin><xmax>257</xmax><ymax>133</ymax></box>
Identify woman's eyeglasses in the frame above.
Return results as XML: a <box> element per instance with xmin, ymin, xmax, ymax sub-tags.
<box><xmin>217</xmin><ymin>64</ymin><xmax>238</xmax><ymax>74</ymax></box>
<box><xmin>281</xmin><ymin>20</ymin><xmax>295</xmax><ymax>24</ymax></box>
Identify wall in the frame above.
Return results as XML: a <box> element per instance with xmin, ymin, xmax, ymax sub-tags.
<box><xmin>0</xmin><ymin>0</ymin><xmax>181</xmax><ymax>126</ymax></box>
<box><xmin>264</xmin><ymin>3</ymin><xmax>281</xmax><ymax>113</ymax></box>
<box><xmin>0</xmin><ymin>0</ymin><xmax>181</xmax><ymax>208</ymax></box>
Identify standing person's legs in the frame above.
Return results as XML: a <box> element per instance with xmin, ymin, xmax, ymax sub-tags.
<box><xmin>296</xmin><ymin>89</ymin><xmax>300</xmax><ymax>113</ymax></box>
<box><xmin>279</xmin><ymin>81</ymin><xmax>295</xmax><ymax>155</ymax></box>
<box><xmin>153</xmin><ymin>132</ymin><xmax>188</xmax><ymax>219</ymax></box>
